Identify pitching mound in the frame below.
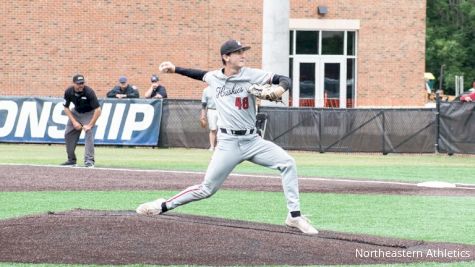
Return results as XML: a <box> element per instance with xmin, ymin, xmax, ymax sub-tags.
<box><xmin>0</xmin><ymin>209</ymin><xmax>473</xmax><ymax>265</ymax></box>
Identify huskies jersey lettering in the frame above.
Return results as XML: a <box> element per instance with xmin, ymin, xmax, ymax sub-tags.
<box><xmin>203</xmin><ymin>67</ymin><xmax>273</xmax><ymax>130</ymax></box>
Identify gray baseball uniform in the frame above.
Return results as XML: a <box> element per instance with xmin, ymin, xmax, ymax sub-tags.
<box><xmin>201</xmin><ymin>86</ymin><xmax>218</xmax><ymax>130</ymax></box>
<box><xmin>165</xmin><ymin>67</ymin><xmax>300</xmax><ymax>213</ymax></box>
<box><xmin>201</xmin><ymin>86</ymin><xmax>216</xmax><ymax>109</ymax></box>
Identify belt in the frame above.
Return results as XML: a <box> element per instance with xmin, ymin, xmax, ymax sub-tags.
<box><xmin>220</xmin><ymin>128</ymin><xmax>255</xmax><ymax>135</ymax></box>
<box><xmin>208</xmin><ymin>108</ymin><xmax>216</xmax><ymax>110</ymax></box>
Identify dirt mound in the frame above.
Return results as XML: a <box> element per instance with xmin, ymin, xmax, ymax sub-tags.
<box><xmin>0</xmin><ymin>210</ymin><xmax>473</xmax><ymax>265</ymax></box>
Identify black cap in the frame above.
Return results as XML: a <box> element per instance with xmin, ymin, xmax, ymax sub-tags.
<box><xmin>151</xmin><ymin>74</ymin><xmax>159</xmax><ymax>82</ymax></box>
<box><xmin>220</xmin><ymin>39</ymin><xmax>250</xmax><ymax>55</ymax></box>
<box><xmin>72</xmin><ymin>74</ymin><xmax>85</xmax><ymax>84</ymax></box>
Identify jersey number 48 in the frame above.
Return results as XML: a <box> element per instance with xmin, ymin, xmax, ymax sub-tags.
<box><xmin>235</xmin><ymin>97</ymin><xmax>249</xmax><ymax>110</ymax></box>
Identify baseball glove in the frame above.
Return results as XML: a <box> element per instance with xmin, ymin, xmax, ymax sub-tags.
<box><xmin>199</xmin><ymin>116</ymin><xmax>207</xmax><ymax>128</ymax></box>
<box><xmin>247</xmin><ymin>84</ymin><xmax>284</xmax><ymax>102</ymax></box>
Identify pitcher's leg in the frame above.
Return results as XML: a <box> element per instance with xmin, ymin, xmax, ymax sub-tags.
<box><xmin>247</xmin><ymin>138</ymin><xmax>300</xmax><ymax>212</ymax></box>
<box><xmin>247</xmin><ymin>139</ymin><xmax>318</xmax><ymax>234</ymax></box>
<box><xmin>165</xmin><ymin>137</ymin><xmax>242</xmax><ymax>210</ymax></box>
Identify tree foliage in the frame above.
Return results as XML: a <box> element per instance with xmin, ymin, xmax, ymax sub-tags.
<box><xmin>426</xmin><ymin>0</ymin><xmax>475</xmax><ymax>94</ymax></box>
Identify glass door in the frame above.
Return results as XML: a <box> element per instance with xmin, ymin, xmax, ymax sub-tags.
<box><xmin>292</xmin><ymin>58</ymin><xmax>318</xmax><ymax>107</ymax></box>
<box><xmin>320</xmin><ymin>58</ymin><xmax>346</xmax><ymax>108</ymax></box>
<box><xmin>292</xmin><ymin>57</ymin><xmax>346</xmax><ymax>108</ymax></box>
<box><xmin>289</xmin><ymin>29</ymin><xmax>357</xmax><ymax>108</ymax></box>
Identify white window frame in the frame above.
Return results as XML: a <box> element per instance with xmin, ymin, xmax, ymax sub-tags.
<box><xmin>290</xmin><ymin>19</ymin><xmax>359</xmax><ymax>107</ymax></box>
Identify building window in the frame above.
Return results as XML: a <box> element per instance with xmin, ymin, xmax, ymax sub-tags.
<box><xmin>347</xmin><ymin>31</ymin><xmax>356</xmax><ymax>56</ymax></box>
<box><xmin>296</xmin><ymin>31</ymin><xmax>319</xmax><ymax>54</ymax></box>
<box><xmin>322</xmin><ymin>31</ymin><xmax>344</xmax><ymax>55</ymax></box>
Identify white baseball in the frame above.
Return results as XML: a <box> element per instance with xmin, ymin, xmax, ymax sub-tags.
<box><xmin>159</xmin><ymin>62</ymin><xmax>170</xmax><ymax>73</ymax></box>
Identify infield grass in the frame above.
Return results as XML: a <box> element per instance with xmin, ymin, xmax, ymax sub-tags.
<box><xmin>0</xmin><ymin>143</ymin><xmax>474</xmax><ymax>184</ymax></box>
<box><xmin>1</xmin><ymin>143</ymin><xmax>474</xmax><ymax>267</ymax></box>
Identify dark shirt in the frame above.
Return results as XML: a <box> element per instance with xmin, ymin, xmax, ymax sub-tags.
<box><xmin>150</xmin><ymin>85</ymin><xmax>168</xmax><ymax>98</ymax></box>
<box><xmin>106</xmin><ymin>85</ymin><xmax>140</xmax><ymax>98</ymax></box>
<box><xmin>63</xmin><ymin>86</ymin><xmax>100</xmax><ymax>113</ymax></box>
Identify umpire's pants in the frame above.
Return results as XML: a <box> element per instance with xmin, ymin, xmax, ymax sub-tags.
<box><xmin>64</xmin><ymin>109</ymin><xmax>96</xmax><ymax>164</ymax></box>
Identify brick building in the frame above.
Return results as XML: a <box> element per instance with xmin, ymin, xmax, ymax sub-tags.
<box><xmin>1</xmin><ymin>0</ymin><xmax>426</xmax><ymax>107</ymax></box>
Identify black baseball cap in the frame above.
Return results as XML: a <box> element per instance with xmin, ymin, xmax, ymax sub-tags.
<box><xmin>151</xmin><ymin>74</ymin><xmax>159</xmax><ymax>82</ymax></box>
<box><xmin>220</xmin><ymin>39</ymin><xmax>250</xmax><ymax>55</ymax></box>
<box><xmin>72</xmin><ymin>74</ymin><xmax>85</xmax><ymax>84</ymax></box>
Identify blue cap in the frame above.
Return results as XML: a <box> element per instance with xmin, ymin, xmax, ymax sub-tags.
<box><xmin>119</xmin><ymin>76</ymin><xmax>127</xmax><ymax>83</ymax></box>
<box><xmin>151</xmin><ymin>74</ymin><xmax>159</xmax><ymax>82</ymax></box>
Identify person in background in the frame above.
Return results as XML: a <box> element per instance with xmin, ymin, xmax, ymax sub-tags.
<box><xmin>200</xmin><ymin>86</ymin><xmax>218</xmax><ymax>151</ymax></box>
<box><xmin>459</xmin><ymin>79</ymin><xmax>475</xmax><ymax>102</ymax></box>
<box><xmin>61</xmin><ymin>74</ymin><xmax>101</xmax><ymax>168</ymax></box>
<box><xmin>468</xmin><ymin>80</ymin><xmax>475</xmax><ymax>93</ymax></box>
<box><xmin>107</xmin><ymin>76</ymin><xmax>139</xmax><ymax>98</ymax></box>
<box><xmin>145</xmin><ymin>74</ymin><xmax>168</xmax><ymax>99</ymax></box>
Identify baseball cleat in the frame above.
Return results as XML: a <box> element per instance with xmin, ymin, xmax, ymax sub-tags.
<box><xmin>285</xmin><ymin>214</ymin><xmax>319</xmax><ymax>235</ymax></box>
<box><xmin>136</xmin><ymin>198</ymin><xmax>166</xmax><ymax>215</ymax></box>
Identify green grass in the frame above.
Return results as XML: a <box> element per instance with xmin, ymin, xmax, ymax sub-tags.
<box><xmin>1</xmin><ymin>143</ymin><xmax>474</xmax><ymax>267</ymax></box>
<box><xmin>1</xmin><ymin>144</ymin><xmax>474</xmax><ymax>184</ymax></box>
<box><xmin>1</xmin><ymin>190</ymin><xmax>474</xmax><ymax>245</ymax></box>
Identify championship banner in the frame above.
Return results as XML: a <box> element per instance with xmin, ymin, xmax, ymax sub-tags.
<box><xmin>0</xmin><ymin>97</ymin><xmax>163</xmax><ymax>146</ymax></box>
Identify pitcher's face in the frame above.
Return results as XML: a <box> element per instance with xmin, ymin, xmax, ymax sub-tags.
<box><xmin>224</xmin><ymin>49</ymin><xmax>247</xmax><ymax>69</ymax></box>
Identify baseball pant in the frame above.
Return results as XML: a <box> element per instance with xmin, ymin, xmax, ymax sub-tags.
<box><xmin>206</xmin><ymin>109</ymin><xmax>218</xmax><ymax>130</ymax></box>
<box><xmin>166</xmin><ymin>131</ymin><xmax>300</xmax><ymax>212</ymax></box>
<box><xmin>64</xmin><ymin>109</ymin><xmax>96</xmax><ymax>165</ymax></box>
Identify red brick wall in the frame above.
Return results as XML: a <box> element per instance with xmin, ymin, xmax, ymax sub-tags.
<box><xmin>290</xmin><ymin>0</ymin><xmax>427</xmax><ymax>106</ymax></box>
<box><xmin>1</xmin><ymin>0</ymin><xmax>263</xmax><ymax>99</ymax></box>
<box><xmin>1</xmin><ymin>0</ymin><xmax>426</xmax><ymax>106</ymax></box>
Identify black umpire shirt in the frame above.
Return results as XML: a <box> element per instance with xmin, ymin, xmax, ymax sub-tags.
<box><xmin>63</xmin><ymin>86</ymin><xmax>100</xmax><ymax>113</ymax></box>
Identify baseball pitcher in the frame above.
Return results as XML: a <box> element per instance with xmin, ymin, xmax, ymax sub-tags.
<box><xmin>136</xmin><ymin>39</ymin><xmax>318</xmax><ymax>235</ymax></box>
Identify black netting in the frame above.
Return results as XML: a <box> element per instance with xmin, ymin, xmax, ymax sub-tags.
<box><xmin>439</xmin><ymin>102</ymin><xmax>475</xmax><ymax>154</ymax></box>
<box><xmin>383</xmin><ymin>109</ymin><xmax>435</xmax><ymax>153</ymax></box>
<box><xmin>158</xmin><ymin>99</ymin><xmax>208</xmax><ymax>148</ymax></box>
<box><xmin>158</xmin><ymin>100</ymin><xmax>474</xmax><ymax>154</ymax></box>
<box><xmin>260</xmin><ymin>107</ymin><xmax>436</xmax><ymax>153</ymax></box>
<box><xmin>263</xmin><ymin>108</ymin><xmax>319</xmax><ymax>151</ymax></box>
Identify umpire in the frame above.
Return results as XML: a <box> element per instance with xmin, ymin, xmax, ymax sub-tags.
<box><xmin>61</xmin><ymin>74</ymin><xmax>101</xmax><ymax>167</ymax></box>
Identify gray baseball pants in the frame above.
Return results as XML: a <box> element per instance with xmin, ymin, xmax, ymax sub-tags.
<box><xmin>64</xmin><ymin>109</ymin><xmax>96</xmax><ymax>165</ymax></box>
<box><xmin>166</xmin><ymin>131</ymin><xmax>301</xmax><ymax>212</ymax></box>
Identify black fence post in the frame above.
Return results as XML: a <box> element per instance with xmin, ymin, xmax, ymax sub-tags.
<box><xmin>318</xmin><ymin>111</ymin><xmax>323</xmax><ymax>153</ymax></box>
<box><xmin>435</xmin><ymin>64</ymin><xmax>445</xmax><ymax>154</ymax></box>
<box><xmin>435</xmin><ymin>93</ymin><xmax>440</xmax><ymax>153</ymax></box>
